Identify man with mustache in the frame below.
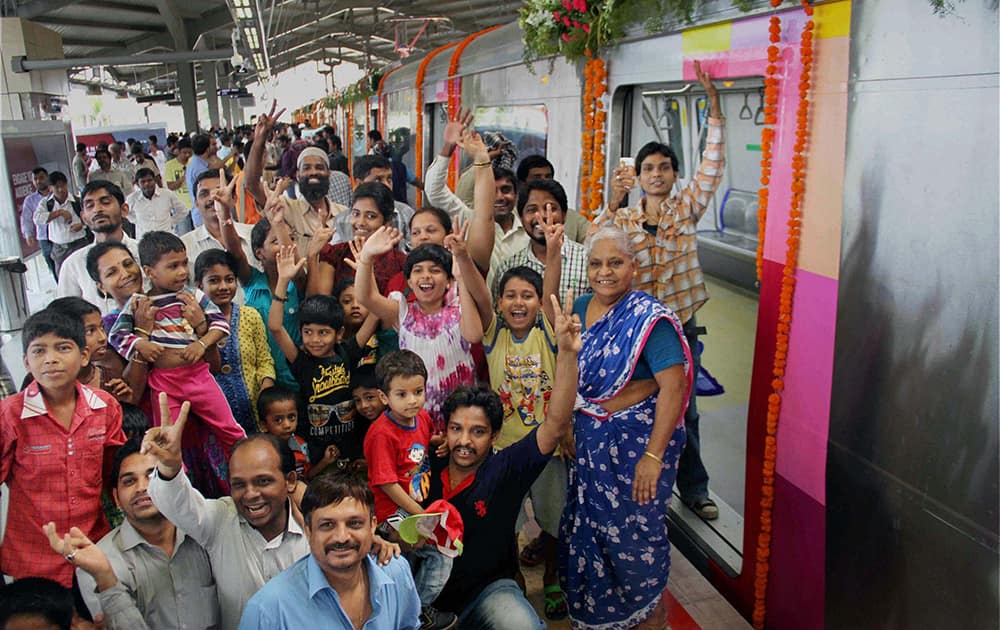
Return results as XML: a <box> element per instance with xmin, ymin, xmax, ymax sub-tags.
<box><xmin>72</xmin><ymin>436</ymin><xmax>219</xmax><ymax>629</ymax></box>
<box><xmin>88</xmin><ymin>148</ymin><xmax>133</xmax><ymax>194</ymax></box>
<box><xmin>490</xmin><ymin>178</ymin><xmax>590</xmax><ymax>309</ymax></box>
<box><xmin>238</xmin><ymin>472</ymin><xmax>421</xmax><ymax>630</ymax></box>
<box><xmin>57</xmin><ymin>180</ymin><xmax>138</xmax><ymax>314</ymax></box>
<box><xmin>246</xmin><ymin>103</ymin><xmax>343</xmax><ymax>257</ymax></box>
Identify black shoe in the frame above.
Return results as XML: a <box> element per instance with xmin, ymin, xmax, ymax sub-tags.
<box><xmin>420</xmin><ymin>605</ymin><xmax>458</xmax><ymax>630</ymax></box>
<box><xmin>687</xmin><ymin>497</ymin><xmax>719</xmax><ymax>520</ymax></box>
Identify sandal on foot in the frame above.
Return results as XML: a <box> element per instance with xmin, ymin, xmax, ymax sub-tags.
<box><xmin>543</xmin><ymin>584</ymin><xmax>568</xmax><ymax>621</ymax></box>
<box><xmin>689</xmin><ymin>497</ymin><xmax>719</xmax><ymax>520</ymax></box>
<box><xmin>519</xmin><ymin>536</ymin><xmax>544</xmax><ymax>567</ymax></box>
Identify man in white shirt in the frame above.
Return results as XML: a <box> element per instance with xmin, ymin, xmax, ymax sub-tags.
<box><xmin>143</xmin><ymin>403</ymin><xmax>308</xmax><ymax>630</ymax></box>
<box><xmin>125</xmin><ymin>168</ymin><xmax>189</xmax><ymax>240</ymax></box>
<box><xmin>149</xmin><ymin>134</ymin><xmax>168</xmax><ymax>175</ymax></box>
<box><xmin>33</xmin><ymin>171</ymin><xmax>89</xmax><ymax>276</ymax></box>
<box><xmin>57</xmin><ymin>180</ymin><xmax>139</xmax><ymax>313</ymax></box>
<box><xmin>424</xmin><ymin>116</ymin><xmax>528</xmax><ymax>282</ymax></box>
<box><xmin>182</xmin><ymin>169</ymin><xmax>259</xmax><ymax>272</ymax></box>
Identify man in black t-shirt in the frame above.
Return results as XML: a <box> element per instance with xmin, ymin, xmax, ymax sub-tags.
<box><xmin>426</xmin><ymin>298</ymin><xmax>580</xmax><ymax>628</ymax></box>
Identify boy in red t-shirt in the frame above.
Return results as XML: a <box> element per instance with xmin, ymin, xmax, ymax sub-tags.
<box><xmin>0</xmin><ymin>309</ymin><xmax>125</xmax><ymax>587</ymax></box>
<box><xmin>364</xmin><ymin>350</ymin><xmax>455</xmax><ymax>629</ymax></box>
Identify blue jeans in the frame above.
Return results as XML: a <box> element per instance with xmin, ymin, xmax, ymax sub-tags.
<box><xmin>408</xmin><ymin>546</ymin><xmax>452</xmax><ymax>607</ymax></box>
<box><xmin>676</xmin><ymin>316</ymin><xmax>711</xmax><ymax>502</ymax></box>
<box><xmin>38</xmin><ymin>239</ymin><xmax>57</xmax><ymax>280</ymax></box>
<box><xmin>456</xmin><ymin>579</ymin><xmax>545</xmax><ymax>630</ymax></box>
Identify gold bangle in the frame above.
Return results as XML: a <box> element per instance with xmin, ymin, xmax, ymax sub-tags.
<box><xmin>473</xmin><ymin>161</ymin><xmax>491</xmax><ymax>167</ymax></box>
<box><xmin>642</xmin><ymin>450</ymin><xmax>663</xmax><ymax>465</ymax></box>
<box><xmin>197</xmin><ymin>339</ymin><xmax>208</xmax><ymax>350</ymax></box>
<box><xmin>134</xmin><ymin>327</ymin><xmax>149</xmax><ymax>336</ymax></box>
<box><xmin>130</xmin><ymin>356</ymin><xmax>147</xmax><ymax>364</ymax></box>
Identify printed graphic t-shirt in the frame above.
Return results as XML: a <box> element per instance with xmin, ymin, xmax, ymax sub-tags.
<box><xmin>364</xmin><ymin>410</ymin><xmax>434</xmax><ymax>522</ymax></box>
<box><xmin>290</xmin><ymin>338</ymin><xmax>365</xmax><ymax>464</ymax></box>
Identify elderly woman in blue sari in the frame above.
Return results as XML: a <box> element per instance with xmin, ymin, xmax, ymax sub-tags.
<box><xmin>561</xmin><ymin>226</ymin><xmax>693</xmax><ymax>629</ymax></box>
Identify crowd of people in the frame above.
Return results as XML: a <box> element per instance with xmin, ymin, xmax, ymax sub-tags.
<box><xmin>2</xmin><ymin>61</ymin><xmax>726</xmax><ymax>630</ymax></box>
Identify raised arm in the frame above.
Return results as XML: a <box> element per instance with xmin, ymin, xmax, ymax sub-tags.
<box><xmin>423</xmin><ymin>110</ymin><xmax>475</xmax><ymax>219</ymax></box>
<box><xmin>245</xmin><ymin>101</ymin><xmax>285</xmax><ymax>208</ymax></box>
<box><xmin>43</xmin><ymin>523</ymin><xmax>150</xmax><ymax>630</ymax></box>
<box><xmin>536</xmin><ymin>295</ymin><xmax>581</xmax><ymax>455</ymax></box>
<box><xmin>304</xmin><ymin>226</ymin><xmax>336</xmax><ymax>297</ymax></box>
<box><xmin>540</xmin><ymin>204</ymin><xmax>564</xmax><ymax>326</ymax></box>
<box><xmin>143</xmin><ymin>393</ymin><xmax>227</xmax><ymax>547</ymax></box>
<box><xmin>213</xmin><ymin>169</ymin><xmax>253</xmax><ymax>284</ymax></box>
<box><xmin>445</xmin><ymin>219</ymin><xmax>492</xmax><ymax>338</ymax></box>
<box><xmin>269</xmin><ymin>245</ymin><xmax>306</xmax><ymax>364</ymax></box>
<box><xmin>355</xmin><ymin>227</ymin><xmax>404</xmax><ymax>329</ymax></box>
<box><xmin>688</xmin><ymin>59</ymin><xmax>726</xmax><ymax>222</ymax></box>
<box><xmin>457</xmin><ymin>127</ymin><xmax>496</xmax><ymax>272</ymax></box>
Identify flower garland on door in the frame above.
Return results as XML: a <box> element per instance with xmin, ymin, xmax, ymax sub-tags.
<box><xmin>579</xmin><ymin>54</ymin><xmax>607</xmax><ymax>218</ymax></box>
<box><xmin>752</xmin><ymin>2</ymin><xmax>814</xmax><ymax>629</ymax></box>
<box><xmin>756</xmin><ymin>9</ymin><xmax>782</xmax><ymax>282</ymax></box>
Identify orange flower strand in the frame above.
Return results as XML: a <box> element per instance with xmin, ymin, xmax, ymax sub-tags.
<box><xmin>755</xmin><ymin>14</ymin><xmax>781</xmax><ymax>283</ymax></box>
<box><xmin>752</xmin><ymin>12</ymin><xmax>814</xmax><ymax>630</ymax></box>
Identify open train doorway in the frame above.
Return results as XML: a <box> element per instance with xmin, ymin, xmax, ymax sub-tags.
<box><xmin>615</xmin><ymin>78</ymin><xmax>766</xmax><ymax>574</ymax></box>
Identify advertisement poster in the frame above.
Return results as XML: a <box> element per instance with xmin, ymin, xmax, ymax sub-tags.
<box><xmin>4</xmin><ymin>133</ymin><xmax>72</xmax><ymax>258</ymax></box>
<box><xmin>75</xmin><ymin>123</ymin><xmax>168</xmax><ymax>155</ymax></box>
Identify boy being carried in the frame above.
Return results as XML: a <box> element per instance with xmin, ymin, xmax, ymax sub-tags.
<box><xmin>109</xmin><ymin>230</ymin><xmax>246</xmax><ymax>496</ymax></box>
<box><xmin>364</xmin><ymin>350</ymin><xmax>456</xmax><ymax>630</ymax></box>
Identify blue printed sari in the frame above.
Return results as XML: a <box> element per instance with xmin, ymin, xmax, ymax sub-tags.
<box><xmin>560</xmin><ymin>290</ymin><xmax>692</xmax><ymax>630</ymax></box>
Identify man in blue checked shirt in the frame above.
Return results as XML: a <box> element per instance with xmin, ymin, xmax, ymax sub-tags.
<box><xmin>239</xmin><ymin>472</ymin><xmax>420</xmax><ymax>630</ymax></box>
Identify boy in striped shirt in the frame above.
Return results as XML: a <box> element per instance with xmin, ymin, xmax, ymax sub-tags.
<box><xmin>109</xmin><ymin>231</ymin><xmax>245</xmax><ymax>494</ymax></box>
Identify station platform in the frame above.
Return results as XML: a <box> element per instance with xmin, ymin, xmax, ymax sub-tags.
<box><xmin>521</xmin><ymin>541</ymin><xmax>750</xmax><ymax>629</ymax></box>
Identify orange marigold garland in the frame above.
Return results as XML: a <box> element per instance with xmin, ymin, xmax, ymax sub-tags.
<box><xmin>756</xmin><ymin>13</ymin><xmax>782</xmax><ymax>283</ymax></box>
<box><xmin>579</xmin><ymin>54</ymin><xmax>595</xmax><ymax>216</ymax></box>
<box><xmin>588</xmin><ymin>56</ymin><xmax>607</xmax><ymax>217</ymax></box>
<box><xmin>752</xmin><ymin>2</ymin><xmax>814</xmax><ymax>629</ymax></box>
<box><xmin>579</xmin><ymin>54</ymin><xmax>607</xmax><ymax>219</ymax></box>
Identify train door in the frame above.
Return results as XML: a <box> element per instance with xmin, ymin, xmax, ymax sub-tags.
<box><xmin>616</xmin><ymin>77</ymin><xmax>765</xmax><ymax>573</ymax></box>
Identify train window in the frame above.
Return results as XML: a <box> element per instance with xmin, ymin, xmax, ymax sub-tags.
<box><xmin>467</xmin><ymin>104</ymin><xmax>548</xmax><ymax>171</ymax></box>
<box><xmin>385</xmin><ymin>92</ymin><xmax>418</xmax><ymax>206</ymax></box>
<box><xmin>636</xmin><ymin>90</ymin><xmax>686</xmax><ymax>178</ymax></box>
<box><xmin>616</xmin><ymin>78</ymin><xmax>766</xmax><ymax>570</ymax></box>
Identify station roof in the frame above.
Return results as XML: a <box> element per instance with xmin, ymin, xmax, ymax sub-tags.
<box><xmin>3</xmin><ymin>0</ymin><xmax>523</xmax><ymax>97</ymax></box>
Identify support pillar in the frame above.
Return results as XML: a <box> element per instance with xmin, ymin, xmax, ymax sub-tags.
<box><xmin>202</xmin><ymin>62</ymin><xmax>220</xmax><ymax>128</ymax></box>
<box><xmin>176</xmin><ymin>61</ymin><xmax>199</xmax><ymax>131</ymax></box>
<box><xmin>220</xmin><ymin>76</ymin><xmax>233</xmax><ymax>128</ymax></box>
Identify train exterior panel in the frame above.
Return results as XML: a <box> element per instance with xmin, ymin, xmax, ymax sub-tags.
<box><xmin>369</xmin><ymin>1</ymin><xmax>999</xmax><ymax>627</ymax></box>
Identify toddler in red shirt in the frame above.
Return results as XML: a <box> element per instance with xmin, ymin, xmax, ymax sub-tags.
<box><xmin>363</xmin><ymin>350</ymin><xmax>455</xmax><ymax>629</ymax></box>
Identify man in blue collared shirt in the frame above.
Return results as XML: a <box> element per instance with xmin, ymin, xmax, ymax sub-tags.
<box><xmin>238</xmin><ymin>473</ymin><xmax>420</xmax><ymax>630</ymax></box>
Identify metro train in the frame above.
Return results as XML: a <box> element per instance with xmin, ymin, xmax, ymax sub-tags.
<box><xmin>295</xmin><ymin>1</ymin><xmax>998</xmax><ymax>627</ymax></box>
